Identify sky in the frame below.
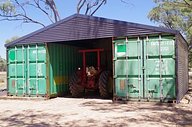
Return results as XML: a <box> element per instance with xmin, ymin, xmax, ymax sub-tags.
<box><xmin>0</xmin><ymin>0</ymin><xmax>156</xmax><ymax>59</ymax></box>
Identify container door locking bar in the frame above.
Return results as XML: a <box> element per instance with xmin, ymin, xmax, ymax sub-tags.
<box><xmin>146</xmin><ymin>36</ymin><xmax>150</xmax><ymax>100</ymax></box>
<box><xmin>36</xmin><ymin>44</ymin><xmax>39</xmax><ymax>96</ymax></box>
<box><xmin>125</xmin><ymin>37</ymin><xmax>129</xmax><ymax>100</ymax></box>
<box><xmin>137</xmin><ymin>37</ymin><xmax>141</xmax><ymax>100</ymax></box>
<box><xmin>159</xmin><ymin>35</ymin><xmax>163</xmax><ymax>101</ymax></box>
<box><xmin>15</xmin><ymin>46</ymin><xmax>18</xmax><ymax>95</ymax></box>
<box><xmin>22</xmin><ymin>45</ymin><xmax>25</xmax><ymax>96</ymax></box>
<box><xmin>28</xmin><ymin>45</ymin><xmax>31</xmax><ymax>96</ymax></box>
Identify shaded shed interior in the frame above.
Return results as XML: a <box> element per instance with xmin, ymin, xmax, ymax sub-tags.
<box><xmin>47</xmin><ymin>38</ymin><xmax>113</xmax><ymax>96</ymax></box>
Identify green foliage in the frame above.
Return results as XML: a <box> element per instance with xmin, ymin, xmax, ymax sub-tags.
<box><xmin>0</xmin><ymin>0</ymin><xmax>59</xmax><ymax>27</ymax></box>
<box><xmin>189</xmin><ymin>51</ymin><xmax>192</xmax><ymax>67</ymax></box>
<box><xmin>149</xmin><ymin>0</ymin><xmax>192</xmax><ymax>67</ymax></box>
<box><xmin>0</xmin><ymin>0</ymin><xmax>16</xmax><ymax>15</ymax></box>
<box><xmin>148</xmin><ymin>0</ymin><xmax>192</xmax><ymax>43</ymax></box>
<box><xmin>5</xmin><ymin>36</ymin><xmax>19</xmax><ymax>43</ymax></box>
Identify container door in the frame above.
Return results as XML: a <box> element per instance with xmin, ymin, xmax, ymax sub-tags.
<box><xmin>113</xmin><ymin>35</ymin><xmax>176</xmax><ymax>101</ymax></box>
<box><xmin>8</xmin><ymin>46</ymin><xmax>27</xmax><ymax>96</ymax></box>
<box><xmin>113</xmin><ymin>38</ymin><xmax>143</xmax><ymax>99</ymax></box>
<box><xmin>144</xmin><ymin>36</ymin><xmax>176</xmax><ymax>101</ymax></box>
<box><xmin>8</xmin><ymin>44</ymin><xmax>47</xmax><ymax>96</ymax></box>
<box><xmin>27</xmin><ymin>45</ymin><xmax>47</xmax><ymax>96</ymax></box>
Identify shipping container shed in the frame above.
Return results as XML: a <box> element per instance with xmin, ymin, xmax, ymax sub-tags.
<box><xmin>5</xmin><ymin>14</ymin><xmax>188</xmax><ymax>103</ymax></box>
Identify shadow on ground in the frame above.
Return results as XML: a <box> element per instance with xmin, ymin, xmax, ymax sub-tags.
<box><xmin>0</xmin><ymin>99</ymin><xmax>191</xmax><ymax>127</ymax></box>
<box><xmin>0</xmin><ymin>110</ymin><xmax>63</xmax><ymax>127</ymax></box>
<box><xmin>80</xmin><ymin>101</ymin><xmax>192</xmax><ymax>126</ymax></box>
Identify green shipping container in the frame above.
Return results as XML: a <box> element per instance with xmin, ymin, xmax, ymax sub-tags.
<box><xmin>7</xmin><ymin>43</ymin><xmax>81</xmax><ymax>97</ymax></box>
<box><xmin>113</xmin><ymin>35</ymin><xmax>176</xmax><ymax>102</ymax></box>
<box><xmin>8</xmin><ymin>44</ymin><xmax>46</xmax><ymax>96</ymax></box>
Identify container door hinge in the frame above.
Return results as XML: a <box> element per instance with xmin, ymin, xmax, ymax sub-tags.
<box><xmin>113</xmin><ymin>57</ymin><xmax>117</xmax><ymax>61</ymax></box>
<box><xmin>113</xmin><ymin>75</ymin><xmax>117</xmax><ymax>78</ymax></box>
<box><xmin>172</xmin><ymin>55</ymin><xmax>176</xmax><ymax>59</ymax></box>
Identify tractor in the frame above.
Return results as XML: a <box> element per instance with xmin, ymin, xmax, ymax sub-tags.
<box><xmin>69</xmin><ymin>48</ymin><xmax>111</xmax><ymax>98</ymax></box>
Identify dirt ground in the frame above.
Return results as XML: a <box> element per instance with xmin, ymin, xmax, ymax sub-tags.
<box><xmin>0</xmin><ymin>72</ymin><xmax>192</xmax><ymax>127</ymax></box>
<box><xmin>0</xmin><ymin>98</ymin><xmax>191</xmax><ymax>127</ymax></box>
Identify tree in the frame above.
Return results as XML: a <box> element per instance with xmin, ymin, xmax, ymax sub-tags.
<box><xmin>148</xmin><ymin>0</ymin><xmax>192</xmax><ymax>44</ymax></box>
<box><xmin>77</xmin><ymin>0</ymin><xmax>107</xmax><ymax>16</ymax></box>
<box><xmin>0</xmin><ymin>0</ymin><xmax>61</xmax><ymax>27</ymax></box>
<box><xmin>0</xmin><ymin>0</ymin><xmax>108</xmax><ymax>27</ymax></box>
<box><xmin>5</xmin><ymin>36</ymin><xmax>19</xmax><ymax>43</ymax></box>
<box><xmin>0</xmin><ymin>56</ymin><xmax>6</xmax><ymax>71</ymax></box>
<box><xmin>148</xmin><ymin>0</ymin><xmax>192</xmax><ymax>67</ymax></box>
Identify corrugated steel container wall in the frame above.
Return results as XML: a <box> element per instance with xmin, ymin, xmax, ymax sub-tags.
<box><xmin>113</xmin><ymin>37</ymin><xmax>143</xmax><ymax>99</ymax></box>
<box><xmin>7</xmin><ymin>44</ymin><xmax>47</xmax><ymax>96</ymax></box>
<box><xmin>47</xmin><ymin>43</ymin><xmax>82</xmax><ymax>96</ymax></box>
<box><xmin>7</xmin><ymin>45</ymin><xmax>27</xmax><ymax>96</ymax></box>
<box><xmin>176</xmin><ymin>35</ymin><xmax>189</xmax><ymax>102</ymax></box>
<box><xmin>144</xmin><ymin>35</ymin><xmax>176</xmax><ymax>101</ymax></box>
<box><xmin>113</xmin><ymin>35</ymin><xmax>176</xmax><ymax>102</ymax></box>
<box><xmin>7</xmin><ymin>43</ymin><xmax>83</xmax><ymax>97</ymax></box>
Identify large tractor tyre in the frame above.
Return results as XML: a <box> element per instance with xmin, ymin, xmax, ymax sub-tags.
<box><xmin>69</xmin><ymin>72</ymin><xmax>84</xmax><ymax>97</ymax></box>
<box><xmin>99</xmin><ymin>71</ymin><xmax>110</xmax><ymax>98</ymax></box>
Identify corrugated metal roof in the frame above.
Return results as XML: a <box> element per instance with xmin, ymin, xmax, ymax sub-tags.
<box><xmin>5</xmin><ymin>14</ymin><xmax>180</xmax><ymax>47</ymax></box>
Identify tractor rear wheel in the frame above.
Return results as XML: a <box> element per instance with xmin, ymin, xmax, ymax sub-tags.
<box><xmin>69</xmin><ymin>72</ymin><xmax>84</xmax><ymax>97</ymax></box>
<box><xmin>99</xmin><ymin>71</ymin><xmax>110</xmax><ymax>98</ymax></box>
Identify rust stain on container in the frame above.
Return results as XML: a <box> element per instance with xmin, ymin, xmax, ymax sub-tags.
<box><xmin>12</xmin><ymin>80</ymin><xmax>15</xmax><ymax>88</ymax></box>
<box><xmin>120</xmin><ymin>80</ymin><xmax>125</xmax><ymax>90</ymax></box>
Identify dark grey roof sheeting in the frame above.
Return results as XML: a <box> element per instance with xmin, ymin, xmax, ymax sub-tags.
<box><xmin>5</xmin><ymin>14</ymin><xmax>179</xmax><ymax>47</ymax></box>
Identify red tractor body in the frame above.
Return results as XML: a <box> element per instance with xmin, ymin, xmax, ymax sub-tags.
<box><xmin>69</xmin><ymin>48</ymin><xmax>110</xmax><ymax>98</ymax></box>
<box><xmin>78</xmin><ymin>48</ymin><xmax>104</xmax><ymax>89</ymax></box>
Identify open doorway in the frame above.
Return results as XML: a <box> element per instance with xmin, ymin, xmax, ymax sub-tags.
<box><xmin>48</xmin><ymin>38</ymin><xmax>113</xmax><ymax>98</ymax></box>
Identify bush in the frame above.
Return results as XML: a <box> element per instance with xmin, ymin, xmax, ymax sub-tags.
<box><xmin>0</xmin><ymin>57</ymin><xmax>6</xmax><ymax>71</ymax></box>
